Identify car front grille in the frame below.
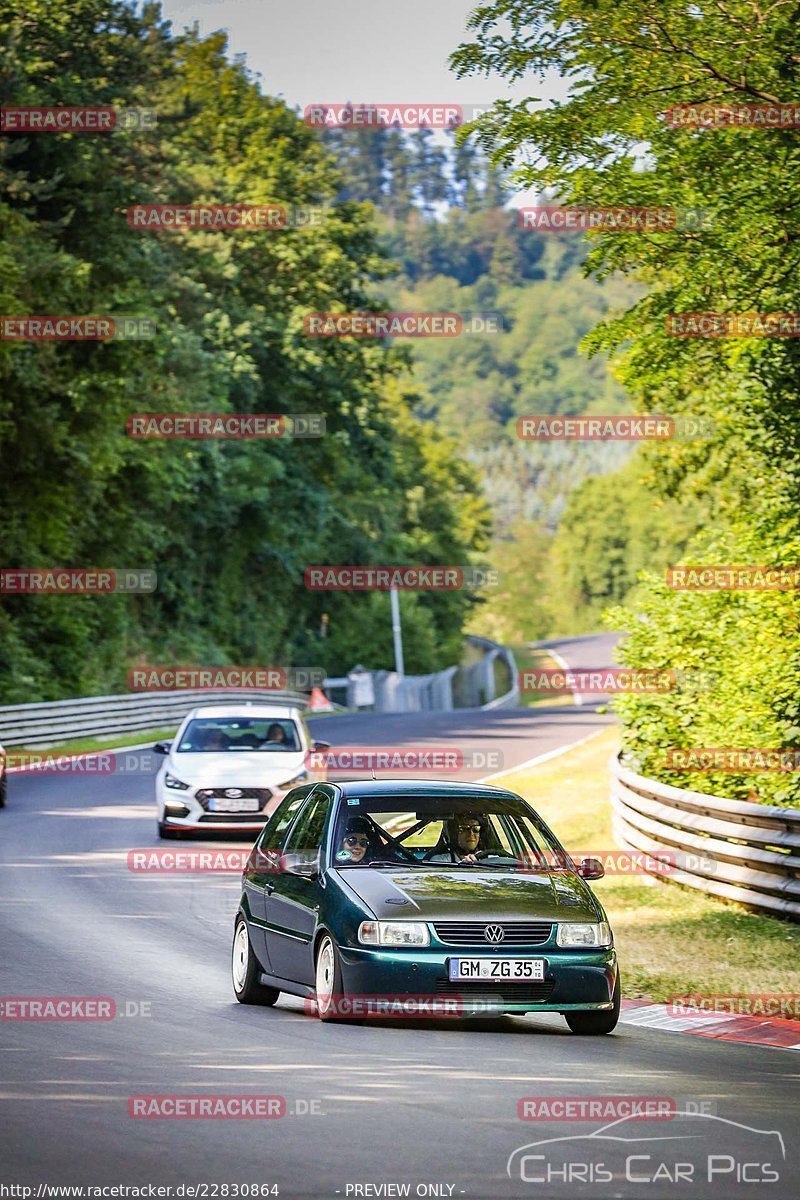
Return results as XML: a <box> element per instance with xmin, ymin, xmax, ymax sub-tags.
<box><xmin>197</xmin><ymin>812</ymin><xmax>268</xmax><ymax>823</ymax></box>
<box><xmin>432</xmin><ymin>921</ymin><xmax>553</xmax><ymax>946</ymax></box>
<box><xmin>434</xmin><ymin>980</ymin><xmax>555</xmax><ymax>1004</ymax></box>
<box><xmin>196</xmin><ymin>787</ymin><xmax>271</xmax><ymax>812</ymax></box>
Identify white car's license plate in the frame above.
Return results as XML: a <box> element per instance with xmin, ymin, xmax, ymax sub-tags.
<box><xmin>448</xmin><ymin>958</ymin><xmax>545</xmax><ymax>982</ymax></box>
<box><xmin>209</xmin><ymin>797</ymin><xmax>260</xmax><ymax>813</ymax></box>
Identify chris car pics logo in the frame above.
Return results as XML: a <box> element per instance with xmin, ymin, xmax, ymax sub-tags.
<box><xmin>507</xmin><ymin>1112</ymin><xmax>784</xmax><ymax>1186</ymax></box>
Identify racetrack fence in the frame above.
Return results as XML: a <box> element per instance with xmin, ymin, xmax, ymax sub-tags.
<box><xmin>610</xmin><ymin>754</ymin><xmax>800</xmax><ymax>921</ymax></box>
<box><xmin>0</xmin><ymin>689</ymin><xmax>309</xmax><ymax>748</ymax></box>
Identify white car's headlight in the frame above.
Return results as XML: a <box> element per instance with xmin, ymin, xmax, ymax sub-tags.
<box><xmin>280</xmin><ymin>770</ymin><xmax>308</xmax><ymax>789</ymax></box>
<box><xmin>556</xmin><ymin>922</ymin><xmax>612</xmax><ymax>948</ymax></box>
<box><xmin>358</xmin><ymin>921</ymin><xmax>430</xmax><ymax>947</ymax></box>
<box><xmin>164</xmin><ymin>772</ymin><xmax>191</xmax><ymax>791</ymax></box>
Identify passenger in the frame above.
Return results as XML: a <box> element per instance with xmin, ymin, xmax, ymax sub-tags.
<box><xmin>338</xmin><ymin>816</ymin><xmax>375</xmax><ymax>864</ymax></box>
<box><xmin>203</xmin><ymin>727</ymin><xmax>228</xmax><ymax>751</ymax></box>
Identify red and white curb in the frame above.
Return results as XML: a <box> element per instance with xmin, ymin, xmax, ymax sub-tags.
<box><xmin>620</xmin><ymin>999</ymin><xmax>800</xmax><ymax>1051</ymax></box>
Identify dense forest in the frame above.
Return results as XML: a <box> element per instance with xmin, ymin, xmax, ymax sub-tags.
<box><xmin>322</xmin><ymin>123</ymin><xmax>659</xmax><ymax>640</ymax></box>
<box><xmin>0</xmin><ymin>1</ymin><xmax>498</xmax><ymax>701</ymax></box>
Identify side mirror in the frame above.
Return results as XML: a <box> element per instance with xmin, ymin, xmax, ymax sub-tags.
<box><xmin>311</xmin><ymin>740</ymin><xmax>331</xmax><ymax>753</ymax></box>
<box><xmin>283</xmin><ymin>850</ymin><xmax>320</xmax><ymax>879</ymax></box>
<box><xmin>578</xmin><ymin>856</ymin><xmax>605</xmax><ymax>881</ymax></box>
<box><xmin>153</xmin><ymin>742</ymin><xmax>171</xmax><ymax>755</ymax></box>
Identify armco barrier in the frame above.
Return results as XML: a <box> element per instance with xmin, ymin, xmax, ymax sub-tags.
<box><xmin>341</xmin><ymin>637</ymin><xmax>518</xmax><ymax>713</ymax></box>
<box><xmin>0</xmin><ymin>689</ymin><xmax>308</xmax><ymax>748</ymax></box>
<box><xmin>610</xmin><ymin>754</ymin><xmax>800</xmax><ymax>920</ymax></box>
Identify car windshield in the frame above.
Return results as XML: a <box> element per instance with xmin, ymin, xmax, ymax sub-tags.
<box><xmin>176</xmin><ymin>717</ymin><xmax>301</xmax><ymax>753</ymax></box>
<box><xmin>331</xmin><ymin>793</ymin><xmax>567</xmax><ymax>870</ymax></box>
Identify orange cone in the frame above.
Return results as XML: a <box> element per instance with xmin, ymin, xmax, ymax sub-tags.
<box><xmin>307</xmin><ymin>686</ymin><xmax>335</xmax><ymax>712</ymax></box>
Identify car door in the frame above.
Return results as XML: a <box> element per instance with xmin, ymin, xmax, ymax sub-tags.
<box><xmin>242</xmin><ymin>786</ymin><xmax>315</xmax><ymax>968</ymax></box>
<box><xmin>264</xmin><ymin>785</ymin><xmax>333</xmax><ymax>985</ymax></box>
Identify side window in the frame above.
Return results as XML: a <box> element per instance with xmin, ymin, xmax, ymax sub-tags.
<box><xmin>260</xmin><ymin>787</ymin><xmax>312</xmax><ymax>851</ymax></box>
<box><xmin>283</xmin><ymin>790</ymin><xmax>330</xmax><ymax>855</ymax></box>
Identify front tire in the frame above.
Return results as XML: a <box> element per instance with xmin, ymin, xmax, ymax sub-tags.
<box><xmin>232</xmin><ymin>917</ymin><xmax>280</xmax><ymax>1006</ymax></box>
<box><xmin>0</xmin><ymin>771</ymin><xmax>6</xmax><ymax>808</ymax></box>
<box><xmin>564</xmin><ymin>974</ymin><xmax>620</xmax><ymax>1035</ymax></box>
<box><xmin>314</xmin><ymin>933</ymin><xmax>345</xmax><ymax>1021</ymax></box>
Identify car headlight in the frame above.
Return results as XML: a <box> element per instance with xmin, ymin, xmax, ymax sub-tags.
<box><xmin>358</xmin><ymin>921</ymin><xmax>430</xmax><ymax>947</ymax></box>
<box><xmin>556</xmin><ymin>922</ymin><xmax>612</xmax><ymax>948</ymax></box>
<box><xmin>280</xmin><ymin>770</ymin><xmax>308</xmax><ymax>789</ymax></box>
<box><xmin>164</xmin><ymin>772</ymin><xmax>190</xmax><ymax>791</ymax></box>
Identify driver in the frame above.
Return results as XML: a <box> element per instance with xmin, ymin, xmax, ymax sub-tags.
<box><xmin>449</xmin><ymin>814</ymin><xmax>485</xmax><ymax>862</ymax></box>
<box><xmin>426</xmin><ymin>813</ymin><xmax>488</xmax><ymax>862</ymax></box>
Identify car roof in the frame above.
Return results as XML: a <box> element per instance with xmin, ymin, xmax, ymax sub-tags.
<box><xmin>185</xmin><ymin>703</ymin><xmax>302</xmax><ymax>719</ymax></box>
<box><xmin>330</xmin><ymin>778</ymin><xmax>519</xmax><ymax>801</ymax></box>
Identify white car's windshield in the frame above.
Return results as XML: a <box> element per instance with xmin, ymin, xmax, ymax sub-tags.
<box><xmin>176</xmin><ymin>717</ymin><xmax>301</xmax><ymax>753</ymax></box>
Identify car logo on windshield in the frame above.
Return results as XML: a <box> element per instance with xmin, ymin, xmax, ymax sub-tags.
<box><xmin>225</xmin><ymin>788</ymin><xmax>243</xmax><ymax>798</ymax></box>
<box><xmin>484</xmin><ymin>924</ymin><xmax>505</xmax><ymax>943</ymax></box>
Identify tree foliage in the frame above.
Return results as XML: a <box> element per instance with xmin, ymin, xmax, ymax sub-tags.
<box><xmin>452</xmin><ymin>0</ymin><xmax>800</xmax><ymax>803</ymax></box>
<box><xmin>0</xmin><ymin>0</ymin><xmax>489</xmax><ymax>700</ymax></box>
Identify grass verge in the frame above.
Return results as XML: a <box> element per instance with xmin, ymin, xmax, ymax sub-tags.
<box><xmin>7</xmin><ymin>727</ymin><xmax>179</xmax><ymax>759</ymax></box>
<box><xmin>492</xmin><ymin>726</ymin><xmax>800</xmax><ymax>1009</ymax></box>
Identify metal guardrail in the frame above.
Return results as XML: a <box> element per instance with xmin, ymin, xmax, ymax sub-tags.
<box><xmin>464</xmin><ymin>635</ymin><xmax>519</xmax><ymax>710</ymax></box>
<box><xmin>0</xmin><ymin>638</ymin><xmax>520</xmax><ymax>745</ymax></box>
<box><xmin>0</xmin><ymin>690</ymin><xmax>309</xmax><ymax>748</ymax></box>
<box><xmin>610</xmin><ymin>754</ymin><xmax>800</xmax><ymax>920</ymax></box>
<box><xmin>325</xmin><ymin>637</ymin><xmax>519</xmax><ymax>713</ymax></box>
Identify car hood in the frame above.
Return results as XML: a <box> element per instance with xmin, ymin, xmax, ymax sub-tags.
<box><xmin>338</xmin><ymin>867</ymin><xmax>601</xmax><ymax>922</ymax></box>
<box><xmin>165</xmin><ymin>750</ymin><xmax>306</xmax><ymax>788</ymax></box>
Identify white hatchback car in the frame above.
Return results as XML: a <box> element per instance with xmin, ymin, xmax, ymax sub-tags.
<box><xmin>154</xmin><ymin>703</ymin><xmax>330</xmax><ymax>838</ymax></box>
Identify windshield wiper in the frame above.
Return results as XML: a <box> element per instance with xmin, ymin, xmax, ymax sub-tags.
<box><xmin>367</xmin><ymin>859</ymin><xmax>424</xmax><ymax>868</ymax></box>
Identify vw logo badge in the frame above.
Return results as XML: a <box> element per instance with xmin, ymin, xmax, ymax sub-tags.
<box><xmin>484</xmin><ymin>924</ymin><xmax>505</xmax><ymax>944</ymax></box>
<box><xmin>225</xmin><ymin>788</ymin><xmax>243</xmax><ymax>799</ymax></box>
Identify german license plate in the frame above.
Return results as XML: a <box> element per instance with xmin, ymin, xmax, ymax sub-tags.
<box><xmin>448</xmin><ymin>958</ymin><xmax>545</xmax><ymax>982</ymax></box>
<box><xmin>209</xmin><ymin>797</ymin><xmax>260</xmax><ymax>813</ymax></box>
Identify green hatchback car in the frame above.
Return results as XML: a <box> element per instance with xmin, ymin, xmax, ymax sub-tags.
<box><xmin>232</xmin><ymin>778</ymin><xmax>620</xmax><ymax>1033</ymax></box>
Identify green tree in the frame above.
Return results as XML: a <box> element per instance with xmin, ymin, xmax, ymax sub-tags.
<box><xmin>452</xmin><ymin>0</ymin><xmax>800</xmax><ymax>803</ymax></box>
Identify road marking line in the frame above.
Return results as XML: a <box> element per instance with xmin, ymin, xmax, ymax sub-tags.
<box><xmin>479</xmin><ymin>727</ymin><xmax>607</xmax><ymax>783</ymax></box>
<box><xmin>546</xmin><ymin>645</ymin><xmax>584</xmax><ymax>706</ymax></box>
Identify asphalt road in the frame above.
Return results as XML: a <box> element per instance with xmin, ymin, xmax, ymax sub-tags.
<box><xmin>1</xmin><ymin>634</ymin><xmax>797</xmax><ymax>1199</ymax></box>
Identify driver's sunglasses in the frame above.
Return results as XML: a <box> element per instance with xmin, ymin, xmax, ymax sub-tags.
<box><xmin>344</xmin><ymin>835</ymin><xmax>369</xmax><ymax>848</ymax></box>
<box><xmin>457</xmin><ymin>823</ymin><xmax>482</xmax><ymax>834</ymax></box>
